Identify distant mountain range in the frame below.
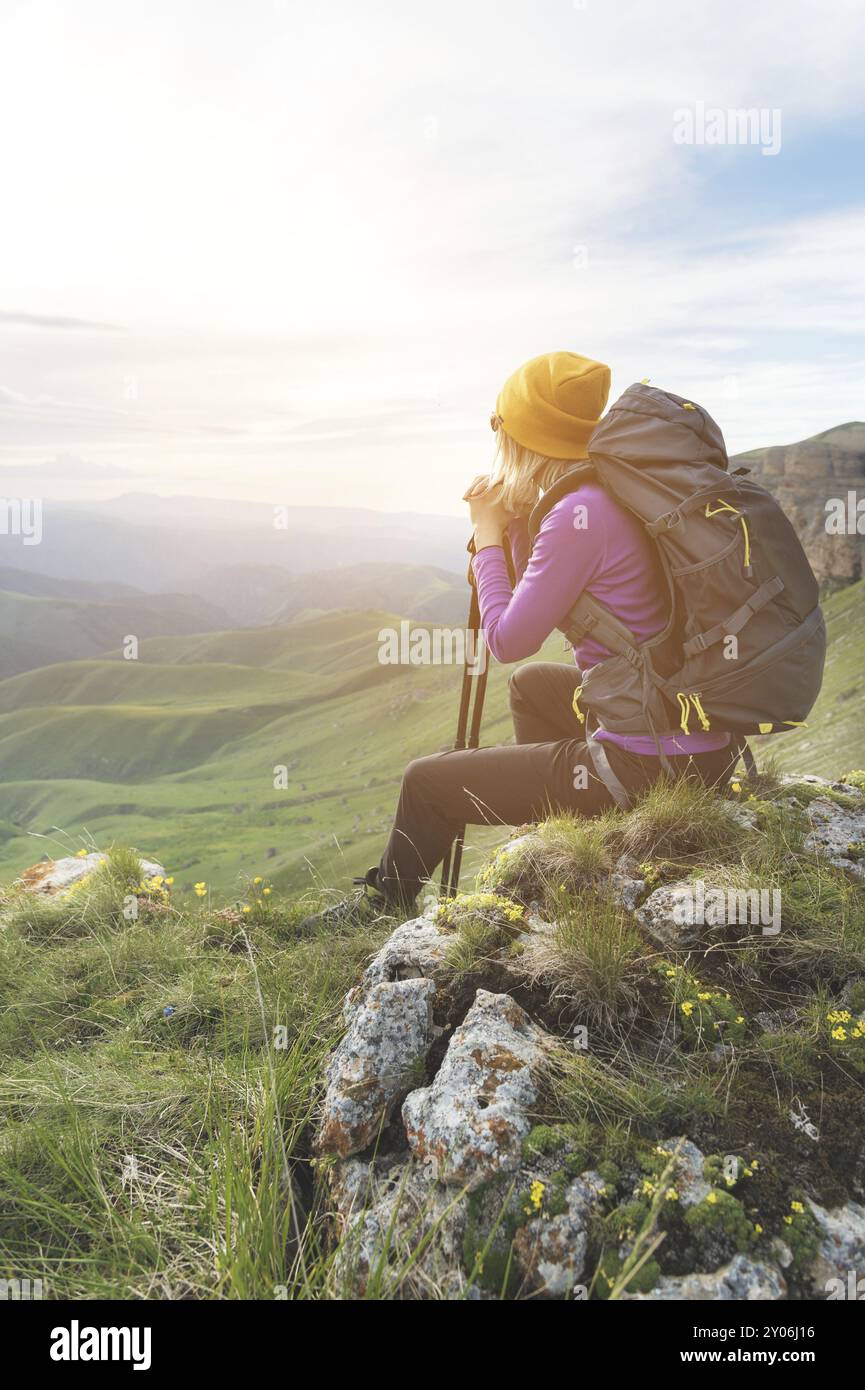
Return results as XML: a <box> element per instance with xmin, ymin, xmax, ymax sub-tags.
<box><xmin>0</xmin><ymin>495</ymin><xmax>470</xmax><ymax>592</ymax></box>
<box><xmin>0</xmin><ymin>582</ymin><xmax>230</xmax><ymax>680</ymax></box>
<box><xmin>0</xmin><ymin>560</ymin><xmax>469</xmax><ymax>678</ymax></box>
<box><xmin>0</xmin><ymin>418</ymin><xmax>861</xmax><ymax>681</ymax></box>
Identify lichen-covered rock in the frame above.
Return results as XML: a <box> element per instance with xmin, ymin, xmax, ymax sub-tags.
<box><xmin>609</xmin><ymin>854</ymin><xmax>646</xmax><ymax>912</ymax></box>
<box><xmin>513</xmin><ymin>1171</ymin><xmax>605</xmax><ymax>1297</ymax></box>
<box><xmin>335</xmin><ymin>1160</ymin><xmax>468</xmax><ymax>1298</ymax></box>
<box><xmin>800</xmin><ymin>796</ymin><xmax>865</xmax><ymax>880</ymax></box>
<box><xmin>15</xmin><ymin>852</ymin><xmax>165</xmax><ymax>897</ymax></box>
<box><xmin>656</xmin><ymin>1138</ymin><xmax>712</xmax><ymax>1209</ymax></box>
<box><xmin>326</xmin><ymin>1157</ymin><xmax>379</xmax><ymax>1226</ymax></box>
<box><xmin>719</xmin><ymin>801</ymin><xmax>759</xmax><ymax>831</ymax></box>
<box><xmin>402</xmin><ymin>989</ymin><xmax>551</xmax><ymax>1191</ymax></box>
<box><xmin>625</xmin><ymin>1254</ymin><xmax>786</xmax><ymax>1301</ymax></box>
<box><xmin>317</xmin><ymin>977</ymin><xmax>436</xmax><ymax>1159</ymax></box>
<box><xmin>806</xmin><ymin>1199</ymin><xmax>865</xmax><ymax>1295</ymax></box>
<box><xmin>344</xmin><ymin>912</ymin><xmax>452</xmax><ymax>1019</ymax></box>
<box><xmin>636</xmin><ymin>881</ymin><xmax>704</xmax><ymax>947</ymax></box>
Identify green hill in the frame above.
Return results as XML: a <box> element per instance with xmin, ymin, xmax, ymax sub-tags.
<box><xmin>0</xmin><ymin>585</ymin><xmax>231</xmax><ymax>679</ymax></box>
<box><xmin>752</xmin><ymin>578</ymin><xmax>865</xmax><ymax>774</ymax></box>
<box><xmin>0</xmin><ymin>586</ymin><xmax>861</xmax><ymax>899</ymax></box>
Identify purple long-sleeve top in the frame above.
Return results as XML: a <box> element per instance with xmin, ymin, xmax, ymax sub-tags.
<box><xmin>471</xmin><ymin>481</ymin><xmax>730</xmax><ymax>756</ymax></box>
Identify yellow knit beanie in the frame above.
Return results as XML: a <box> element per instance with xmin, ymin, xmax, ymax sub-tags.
<box><xmin>495</xmin><ymin>351</ymin><xmax>611</xmax><ymax>459</ymax></box>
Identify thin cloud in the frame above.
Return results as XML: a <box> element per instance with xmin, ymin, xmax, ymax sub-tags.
<box><xmin>0</xmin><ymin>453</ymin><xmax>133</xmax><ymax>480</ymax></box>
<box><xmin>0</xmin><ymin>309</ymin><xmax>122</xmax><ymax>331</ymax></box>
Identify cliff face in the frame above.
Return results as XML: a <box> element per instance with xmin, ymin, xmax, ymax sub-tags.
<box><xmin>733</xmin><ymin>422</ymin><xmax>865</xmax><ymax>584</ymax></box>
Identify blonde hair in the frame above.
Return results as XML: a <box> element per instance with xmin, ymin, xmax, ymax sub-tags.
<box><xmin>492</xmin><ymin>427</ymin><xmax>587</xmax><ymax>516</ymax></box>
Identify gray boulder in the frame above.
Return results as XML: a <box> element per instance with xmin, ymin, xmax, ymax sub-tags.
<box><xmin>807</xmin><ymin>1199</ymin><xmax>865</xmax><ymax>1296</ymax></box>
<box><xmin>317</xmin><ymin>977</ymin><xmax>436</xmax><ymax>1158</ymax></box>
<box><xmin>344</xmin><ymin>911</ymin><xmax>453</xmax><ymax>1020</ymax></box>
<box><xmin>15</xmin><ymin>851</ymin><xmax>166</xmax><ymax>897</ymax></box>
<box><xmin>625</xmin><ymin>1254</ymin><xmax>786</xmax><ymax>1300</ymax></box>
<box><xmin>402</xmin><ymin>989</ymin><xmax>551</xmax><ymax>1191</ymax></box>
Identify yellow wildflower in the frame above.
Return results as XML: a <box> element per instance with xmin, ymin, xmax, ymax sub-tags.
<box><xmin>524</xmin><ymin>1179</ymin><xmax>545</xmax><ymax>1215</ymax></box>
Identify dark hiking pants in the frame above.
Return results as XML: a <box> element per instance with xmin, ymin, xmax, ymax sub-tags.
<box><xmin>376</xmin><ymin>661</ymin><xmax>739</xmax><ymax>904</ymax></box>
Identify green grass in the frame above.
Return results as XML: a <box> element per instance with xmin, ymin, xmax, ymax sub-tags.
<box><xmin>0</xmin><ymin>608</ymin><xmax>534</xmax><ymax>897</ymax></box>
<box><xmin>2</xmin><ymin>771</ymin><xmax>863</xmax><ymax>1300</ymax></box>
<box><xmin>752</xmin><ymin>578</ymin><xmax>865</xmax><ymax>775</ymax></box>
<box><xmin>0</xmin><ymin>582</ymin><xmax>861</xmax><ymax>901</ymax></box>
<box><xmin>0</xmin><ymin>848</ymin><xmax>392</xmax><ymax>1299</ymax></box>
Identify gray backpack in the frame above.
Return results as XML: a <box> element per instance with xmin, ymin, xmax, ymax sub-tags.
<box><xmin>527</xmin><ymin>383</ymin><xmax>826</xmax><ymax>803</ymax></box>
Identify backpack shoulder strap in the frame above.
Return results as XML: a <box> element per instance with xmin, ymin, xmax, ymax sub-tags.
<box><xmin>562</xmin><ymin>591</ymin><xmax>642</xmax><ymax>667</ymax></box>
<box><xmin>527</xmin><ymin>462</ymin><xmax>596</xmax><ymax>545</ymax></box>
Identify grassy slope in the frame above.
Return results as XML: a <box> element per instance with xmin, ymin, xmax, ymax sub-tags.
<box><xmin>1</xmin><ymin>782</ymin><xmax>862</xmax><ymax>1299</ymax></box>
<box><xmin>0</xmin><ymin>609</ymin><xmax>530</xmax><ymax>897</ymax></box>
<box><xmin>752</xmin><ymin>578</ymin><xmax>865</xmax><ymax>775</ymax></box>
<box><xmin>0</xmin><ymin>586</ymin><xmax>230</xmax><ymax>680</ymax></box>
<box><xmin>0</xmin><ymin>584</ymin><xmax>861</xmax><ymax>899</ymax></box>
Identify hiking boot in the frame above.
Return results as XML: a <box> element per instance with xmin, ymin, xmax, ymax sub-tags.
<box><xmin>299</xmin><ymin>868</ymin><xmax>391</xmax><ymax>933</ymax></box>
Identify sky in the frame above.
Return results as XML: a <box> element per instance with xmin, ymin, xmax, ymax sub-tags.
<box><xmin>1</xmin><ymin>0</ymin><xmax>864</xmax><ymax>513</ymax></box>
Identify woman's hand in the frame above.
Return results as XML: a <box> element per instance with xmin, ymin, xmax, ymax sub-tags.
<box><xmin>463</xmin><ymin>474</ymin><xmax>512</xmax><ymax>549</ymax></box>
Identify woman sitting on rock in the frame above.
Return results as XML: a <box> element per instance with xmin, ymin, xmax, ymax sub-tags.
<box><xmin>306</xmin><ymin>351</ymin><xmax>736</xmax><ymax>929</ymax></box>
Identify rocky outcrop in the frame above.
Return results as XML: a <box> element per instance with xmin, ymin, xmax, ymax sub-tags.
<box><xmin>625</xmin><ymin>1254</ymin><xmax>786</xmax><ymax>1301</ymax></box>
<box><xmin>784</xmin><ymin>783</ymin><xmax>865</xmax><ymax>881</ymax></box>
<box><xmin>333</xmin><ymin>1159</ymin><xmax>469</xmax><ymax>1299</ymax></box>
<box><xmin>343</xmin><ymin>909</ymin><xmax>453</xmax><ymax>1019</ymax></box>
<box><xmin>807</xmin><ymin>1199</ymin><xmax>865</xmax><ymax>1296</ymax></box>
<box><xmin>317</xmin><ymin>977</ymin><xmax>436</xmax><ymax>1158</ymax></box>
<box><xmin>15</xmin><ymin>851</ymin><xmax>165</xmax><ymax>896</ymax></box>
<box><xmin>402</xmin><ymin>990</ymin><xmax>551</xmax><ymax>1190</ymax></box>
<box><xmin>513</xmin><ymin>1171</ymin><xmax>605</xmax><ymax>1296</ymax></box>
<box><xmin>733</xmin><ymin>422</ymin><xmax>865</xmax><ymax>584</ymax></box>
<box><xmin>637</xmin><ymin>881</ymin><xmax>708</xmax><ymax>948</ymax></box>
<box><xmin>657</xmin><ymin>1138</ymin><xmax>713</xmax><ymax>1209</ymax></box>
<box><xmin>318</xmin><ymin>774</ymin><xmax>865</xmax><ymax>1299</ymax></box>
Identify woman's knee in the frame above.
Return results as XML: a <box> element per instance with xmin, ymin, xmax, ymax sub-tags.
<box><xmin>401</xmin><ymin>754</ymin><xmax>436</xmax><ymax>797</ymax></box>
<box><xmin>508</xmin><ymin>663</ymin><xmax>537</xmax><ymax>712</ymax></box>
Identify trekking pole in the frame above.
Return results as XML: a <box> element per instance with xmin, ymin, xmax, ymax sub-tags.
<box><xmin>439</xmin><ymin>533</ymin><xmax>513</xmax><ymax>898</ymax></box>
<box><xmin>439</xmin><ymin>578</ymin><xmax>488</xmax><ymax>898</ymax></box>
